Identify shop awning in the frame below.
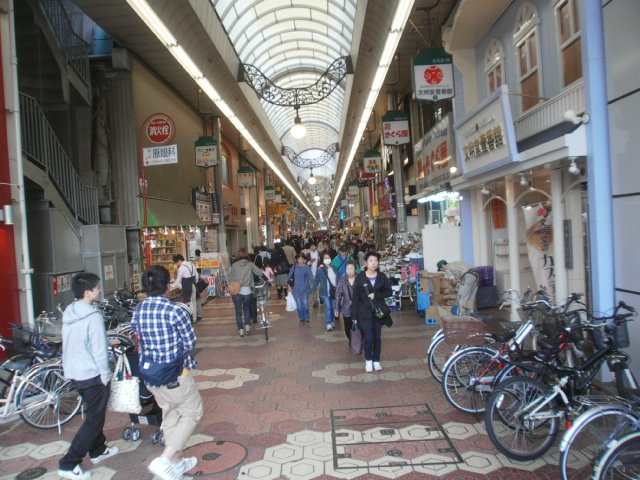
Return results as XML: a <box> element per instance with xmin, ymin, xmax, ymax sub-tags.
<box><xmin>139</xmin><ymin>197</ymin><xmax>203</xmax><ymax>227</ymax></box>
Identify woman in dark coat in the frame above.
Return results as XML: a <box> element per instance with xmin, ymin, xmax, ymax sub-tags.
<box><xmin>350</xmin><ymin>251</ymin><xmax>393</xmax><ymax>372</ymax></box>
<box><xmin>270</xmin><ymin>244</ymin><xmax>289</xmax><ymax>299</ymax></box>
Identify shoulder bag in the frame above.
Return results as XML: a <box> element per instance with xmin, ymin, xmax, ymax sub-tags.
<box><xmin>366</xmin><ymin>281</ymin><xmax>393</xmax><ymax>327</ymax></box>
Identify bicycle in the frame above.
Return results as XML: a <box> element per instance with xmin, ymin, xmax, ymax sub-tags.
<box><xmin>484</xmin><ymin>301</ymin><xmax>637</xmax><ymax>461</ymax></box>
<box><xmin>593</xmin><ymin>430</ymin><xmax>640</xmax><ymax>479</ymax></box>
<box><xmin>255</xmin><ymin>279</ymin><xmax>272</xmax><ymax>342</ymax></box>
<box><xmin>0</xmin><ymin>338</ymin><xmax>82</xmax><ymax>431</ymax></box>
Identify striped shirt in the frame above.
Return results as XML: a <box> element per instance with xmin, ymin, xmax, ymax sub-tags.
<box><xmin>132</xmin><ymin>295</ymin><xmax>197</xmax><ymax>369</ymax></box>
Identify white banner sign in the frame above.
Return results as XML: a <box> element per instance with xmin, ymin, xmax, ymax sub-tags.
<box><xmin>524</xmin><ymin>205</ymin><xmax>555</xmax><ymax>300</ymax></box>
<box><xmin>143</xmin><ymin>144</ymin><xmax>178</xmax><ymax>166</ymax></box>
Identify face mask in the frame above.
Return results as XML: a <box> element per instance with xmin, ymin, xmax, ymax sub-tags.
<box><xmin>323</xmin><ymin>259</ymin><xmax>331</xmax><ymax>265</ymax></box>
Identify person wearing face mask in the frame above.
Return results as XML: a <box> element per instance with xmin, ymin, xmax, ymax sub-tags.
<box><xmin>334</xmin><ymin>260</ymin><xmax>358</xmax><ymax>346</ymax></box>
<box><xmin>351</xmin><ymin>251</ymin><xmax>393</xmax><ymax>372</ymax></box>
<box><xmin>311</xmin><ymin>252</ymin><xmax>340</xmax><ymax>331</ymax></box>
<box><xmin>287</xmin><ymin>253</ymin><xmax>314</xmax><ymax>323</ymax></box>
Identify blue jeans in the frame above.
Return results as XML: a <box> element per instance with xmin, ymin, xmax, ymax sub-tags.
<box><xmin>362</xmin><ymin>320</ymin><xmax>383</xmax><ymax>362</ymax></box>
<box><xmin>232</xmin><ymin>294</ymin><xmax>252</xmax><ymax>329</ymax></box>
<box><xmin>293</xmin><ymin>293</ymin><xmax>310</xmax><ymax>321</ymax></box>
<box><xmin>322</xmin><ymin>296</ymin><xmax>336</xmax><ymax>325</ymax></box>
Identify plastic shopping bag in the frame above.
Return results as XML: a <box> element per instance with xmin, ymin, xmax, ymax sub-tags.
<box><xmin>285</xmin><ymin>293</ymin><xmax>297</xmax><ymax>312</ymax></box>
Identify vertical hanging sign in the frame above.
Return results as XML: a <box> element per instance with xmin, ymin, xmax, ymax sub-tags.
<box><xmin>362</xmin><ymin>149</ymin><xmax>382</xmax><ymax>174</ymax></box>
<box><xmin>237</xmin><ymin>167</ymin><xmax>255</xmax><ymax>187</ymax></box>
<box><xmin>412</xmin><ymin>47</ymin><xmax>454</xmax><ymax>101</ymax></box>
<box><xmin>382</xmin><ymin>111</ymin><xmax>410</xmax><ymax>146</ymax></box>
<box><xmin>195</xmin><ymin>136</ymin><xmax>218</xmax><ymax>167</ymax></box>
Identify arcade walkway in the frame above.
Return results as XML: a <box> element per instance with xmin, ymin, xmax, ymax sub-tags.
<box><xmin>1</xmin><ymin>295</ymin><xmax>563</xmax><ymax>479</ymax></box>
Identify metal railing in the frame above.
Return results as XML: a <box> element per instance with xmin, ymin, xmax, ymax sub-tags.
<box><xmin>20</xmin><ymin>93</ymin><xmax>99</xmax><ymax>224</ymax></box>
<box><xmin>38</xmin><ymin>0</ymin><xmax>91</xmax><ymax>90</ymax></box>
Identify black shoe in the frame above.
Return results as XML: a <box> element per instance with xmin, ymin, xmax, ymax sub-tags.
<box><xmin>312</xmin><ymin>301</ymin><xmax>319</xmax><ymax>308</ymax></box>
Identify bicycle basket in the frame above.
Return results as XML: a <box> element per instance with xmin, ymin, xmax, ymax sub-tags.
<box><xmin>11</xmin><ymin>325</ymin><xmax>39</xmax><ymax>353</ymax></box>
<box><xmin>254</xmin><ymin>282</ymin><xmax>269</xmax><ymax>300</ymax></box>
<box><xmin>441</xmin><ymin>316</ymin><xmax>496</xmax><ymax>346</ymax></box>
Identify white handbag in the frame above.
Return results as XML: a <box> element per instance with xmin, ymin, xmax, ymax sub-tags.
<box><xmin>107</xmin><ymin>354</ymin><xmax>142</xmax><ymax>414</ymax></box>
<box><xmin>285</xmin><ymin>292</ymin><xmax>298</xmax><ymax>312</ymax></box>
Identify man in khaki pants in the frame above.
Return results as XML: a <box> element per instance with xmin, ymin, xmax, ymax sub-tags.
<box><xmin>133</xmin><ymin>265</ymin><xmax>203</xmax><ymax>480</ymax></box>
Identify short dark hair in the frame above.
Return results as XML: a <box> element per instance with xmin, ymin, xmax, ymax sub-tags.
<box><xmin>365</xmin><ymin>251</ymin><xmax>380</xmax><ymax>262</ymax></box>
<box><xmin>142</xmin><ymin>265</ymin><xmax>170</xmax><ymax>296</ymax></box>
<box><xmin>173</xmin><ymin>254</ymin><xmax>185</xmax><ymax>263</ymax></box>
<box><xmin>195</xmin><ymin>249</ymin><xmax>201</xmax><ymax>256</ymax></box>
<box><xmin>71</xmin><ymin>272</ymin><xmax>100</xmax><ymax>299</ymax></box>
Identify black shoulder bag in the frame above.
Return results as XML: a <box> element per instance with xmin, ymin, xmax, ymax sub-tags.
<box><xmin>365</xmin><ymin>279</ymin><xmax>393</xmax><ymax>327</ymax></box>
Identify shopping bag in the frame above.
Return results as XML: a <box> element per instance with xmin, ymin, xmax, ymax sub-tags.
<box><xmin>350</xmin><ymin>322</ymin><xmax>363</xmax><ymax>355</ymax></box>
<box><xmin>107</xmin><ymin>354</ymin><xmax>142</xmax><ymax>414</ymax></box>
<box><xmin>285</xmin><ymin>293</ymin><xmax>298</xmax><ymax>312</ymax></box>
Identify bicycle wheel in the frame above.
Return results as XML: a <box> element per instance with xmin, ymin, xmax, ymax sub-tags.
<box><xmin>441</xmin><ymin>346</ymin><xmax>500</xmax><ymax>414</ymax></box>
<box><xmin>593</xmin><ymin>431</ymin><xmax>640</xmax><ymax>480</ymax></box>
<box><xmin>560</xmin><ymin>405</ymin><xmax>640</xmax><ymax>480</ymax></box>
<box><xmin>485</xmin><ymin>376</ymin><xmax>560</xmax><ymax>461</ymax></box>
<box><xmin>428</xmin><ymin>335</ymin><xmax>456</xmax><ymax>383</ymax></box>
<box><xmin>16</xmin><ymin>365</ymin><xmax>82</xmax><ymax>429</ymax></box>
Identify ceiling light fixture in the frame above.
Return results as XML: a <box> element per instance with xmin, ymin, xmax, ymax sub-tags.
<box><xmin>481</xmin><ymin>186</ymin><xmax>490</xmax><ymax>195</ymax></box>
<box><xmin>313</xmin><ymin>194</ymin><xmax>320</xmax><ymax>201</ymax></box>
<box><xmin>290</xmin><ymin>105</ymin><xmax>306</xmax><ymax>139</ymax></box>
<box><xmin>449</xmin><ymin>166</ymin><xmax>458</xmax><ymax>174</ymax></box>
<box><xmin>568</xmin><ymin>158</ymin><xmax>580</xmax><ymax>175</ymax></box>
<box><xmin>519</xmin><ymin>173</ymin><xmax>528</xmax><ymax>186</ymax></box>
<box><xmin>308</xmin><ymin>170</ymin><xmax>317</xmax><ymax>185</ymax></box>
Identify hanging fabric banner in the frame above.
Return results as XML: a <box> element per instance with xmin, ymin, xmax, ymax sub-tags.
<box><xmin>523</xmin><ymin>205</ymin><xmax>555</xmax><ymax>299</ymax></box>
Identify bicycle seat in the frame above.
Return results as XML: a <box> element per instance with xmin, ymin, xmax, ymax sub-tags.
<box><xmin>2</xmin><ymin>354</ymin><xmax>34</xmax><ymax>373</ymax></box>
<box><xmin>489</xmin><ymin>330</ymin><xmax>516</xmax><ymax>343</ymax></box>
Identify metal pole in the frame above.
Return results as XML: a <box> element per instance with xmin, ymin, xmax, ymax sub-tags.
<box><xmin>388</xmin><ymin>93</ymin><xmax>407</xmax><ymax>233</ymax></box>
<box><xmin>212</xmin><ymin>117</ymin><xmax>227</xmax><ymax>254</ymax></box>
<box><xmin>264</xmin><ymin>168</ymin><xmax>273</xmax><ymax>248</ymax></box>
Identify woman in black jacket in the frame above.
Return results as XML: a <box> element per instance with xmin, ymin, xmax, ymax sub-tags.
<box><xmin>350</xmin><ymin>251</ymin><xmax>393</xmax><ymax>372</ymax></box>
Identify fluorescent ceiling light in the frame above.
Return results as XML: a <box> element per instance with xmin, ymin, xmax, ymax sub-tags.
<box><xmin>329</xmin><ymin>0</ymin><xmax>415</xmax><ymax>216</ymax></box>
<box><xmin>125</xmin><ymin>0</ymin><xmax>317</xmax><ymax>220</ymax></box>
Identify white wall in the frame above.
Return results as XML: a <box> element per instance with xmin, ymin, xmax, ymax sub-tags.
<box><xmin>422</xmin><ymin>223</ymin><xmax>462</xmax><ymax>272</ymax></box>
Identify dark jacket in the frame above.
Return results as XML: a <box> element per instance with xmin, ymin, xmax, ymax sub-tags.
<box><xmin>271</xmin><ymin>248</ymin><xmax>289</xmax><ymax>275</ymax></box>
<box><xmin>350</xmin><ymin>271</ymin><xmax>393</xmax><ymax>330</ymax></box>
<box><xmin>312</xmin><ymin>264</ymin><xmax>339</xmax><ymax>298</ymax></box>
<box><xmin>335</xmin><ymin>275</ymin><xmax>355</xmax><ymax>317</ymax></box>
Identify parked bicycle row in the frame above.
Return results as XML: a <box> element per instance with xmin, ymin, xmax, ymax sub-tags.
<box><xmin>427</xmin><ymin>288</ymin><xmax>638</xmax><ymax>479</ymax></box>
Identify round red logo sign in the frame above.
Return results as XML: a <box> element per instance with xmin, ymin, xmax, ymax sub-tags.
<box><xmin>424</xmin><ymin>66</ymin><xmax>444</xmax><ymax>85</ymax></box>
<box><xmin>144</xmin><ymin>114</ymin><xmax>175</xmax><ymax>144</ymax></box>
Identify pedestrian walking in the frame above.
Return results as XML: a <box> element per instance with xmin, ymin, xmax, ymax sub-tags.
<box><xmin>335</xmin><ymin>261</ymin><xmax>358</xmax><ymax>346</ymax></box>
<box><xmin>312</xmin><ymin>252</ymin><xmax>340</xmax><ymax>331</ymax></box>
<box><xmin>229</xmin><ymin>248</ymin><xmax>264</xmax><ymax>337</ymax></box>
<box><xmin>287</xmin><ymin>252</ymin><xmax>314</xmax><ymax>323</ymax></box>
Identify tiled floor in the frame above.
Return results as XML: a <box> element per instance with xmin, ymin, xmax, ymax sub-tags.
<box><xmin>0</xmin><ymin>293</ymin><xmax>567</xmax><ymax>479</ymax></box>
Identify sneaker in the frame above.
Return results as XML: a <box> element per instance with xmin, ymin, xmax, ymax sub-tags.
<box><xmin>365</xmin><ymin>360</ymin><xmax>373</xmax><ymax>373</ymax></box>
<box><xmin>326</xmin><ymin>324</ymin><xmax>334</xmax><ymax>331</ymax></box>
<box><xmin>58</xmin><ymin>465</ymin><xmax>91</xmax><ymax>480</ymax></box>
<box><xmin>373</xmin><ymin>362</ymin><xmax>382</xmax><ymax>371</ymax></box>
<box><xmin>90</xmin><ymin>446</ymin><xmax>119</xmax><ymax>464</ymax></box>
<box><xmin>245</xmin><ymin>324</ymin><xmax>251</xmax><ymax>335</ymax></box>
<box><xmin>148</xmin><ymin>456</ymin><xmax>182</xmax><ymax>480</ymax></box>
<box><xmin>239</xmin><ymin>328</ymin><xmax>245</xmax><ymax>337</ymax></box>
<box><xmin>175</xmin><ymin>457</ymin><xmax>198</xmax><ymax>475</ymax></box>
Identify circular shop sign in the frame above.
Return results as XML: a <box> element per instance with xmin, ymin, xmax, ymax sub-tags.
<box><xmin>144</xmin><ymin>113</ymin><xmax>176</xmax><ymax>144</ymax></box>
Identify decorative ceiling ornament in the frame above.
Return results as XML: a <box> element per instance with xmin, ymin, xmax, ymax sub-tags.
<box><xmin>282</xmin><ymin>143</ymin><xmax>338</xmax><ymax>169</ymax></box>
<box><xmin>240</xmin><ymin>56</ymin><xmax>353</xmax><ymax>107</ymax></box>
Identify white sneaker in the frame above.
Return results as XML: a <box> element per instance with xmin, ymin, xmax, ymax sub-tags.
<box><xmin>175</xmin><ymin>456</ymin><xmax>198</xmax><ymax>475</ymax></box>
<box><xmin>326</xmin><ymin>324</ymin><xmax>334</xmax><ymax>331</ymax></box>
<box><xmin>373</xmin><ymin>362</ymin><xmax>382</xmax><ymax>371</ymax></box>
<box><xmin>90</xmin><ymin>446</ymin><xmax>119</xmax><ymax>464</ymax></box>
<box><xmin>245</xmin><ymin>324</ymin><xmax>251</xmax><ymax>335</ymax></box>
<box><xmin>148</xmin><ymin>456</ymin><xmax>183</xmax><ymax>480</ymax></box>
<box><xmin>239</xmin><ymin>328</ymin><xmax>244</xmax><ymax>337</ymax></box>
<box><xmin>58</xmin><ymin>465</ymin><xmax>91</xmax><ymax>480</ymax></box>
<box><xmin>365</xmin><ymin>360</ymin><xmax>373</xmax><ymax>372</ymax></box>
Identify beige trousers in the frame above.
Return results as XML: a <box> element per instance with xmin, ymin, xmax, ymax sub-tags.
<box><xmin>148</xmin><ymin>374</ymin><xmax>203</xmax><ymax>451</ymax></box>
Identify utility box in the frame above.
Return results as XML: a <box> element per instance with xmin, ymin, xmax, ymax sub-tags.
<box><xmin>81</xmin><ymin>225</ymin><xmax>128</xmax><ymax>299</ymax></box>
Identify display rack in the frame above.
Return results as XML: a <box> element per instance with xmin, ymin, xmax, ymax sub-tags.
<box><xmin>151</xmin><ymin>236</ymin><xmax>177</xmax><ymax>270</ymax></box>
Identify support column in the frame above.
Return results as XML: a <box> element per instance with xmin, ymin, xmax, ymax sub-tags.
<box><xmin>388</xmin><ymin>93</ymin><xmax>406</xmax><ymax>233</ymax></box>
<box><xmin>264</xmin><ymin>169</ymin><xmax>273</xmax><ymax>248</ymax></box>
<box><xmin>506</xmin><ymin>176</ymin><xmax>521</xmax><ymax>322</ymax></box>
<box><xmin>551</xmin><ymin>169</ymin><xmax>568</xmax><ymax>303</ymax></box>
<box><xmin>473</xmin><ymin>189</ymin><xmax>489</xmax><ymax>265</ymax></box>
<box><xmin>212</xmin><ymin>117</ymin><xmax>227</xmax><ymax>254</ymax></box>
<box><xmin>582</xmin><ymin>0</ymin><xmax>614</xmax><ymax>315</ymax></box>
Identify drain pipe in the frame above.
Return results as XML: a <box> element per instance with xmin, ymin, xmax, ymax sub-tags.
<box><xmin>2</xmin><ymin>0</ymin><xmax>35</xmax><ymax>325</ymax></box>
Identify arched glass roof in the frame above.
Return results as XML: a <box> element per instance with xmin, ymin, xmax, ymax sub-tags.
<box><xmin>211</xmin><ymin>0</ymin><xmax>356</xmax><ymax>196</ymax></box>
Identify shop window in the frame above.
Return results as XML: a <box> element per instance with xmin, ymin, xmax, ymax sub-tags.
<box><xmin>221</xmin><ymin>149</ymin><xmax>231</xmax><ymax>187</ymax></box>
<box><xmin>514</xmin><ymin>3</ymin><xmax>543</xmax><ymax>111</ymax></box>
<box><xmin>485</xmin><ymin>39</ymin><xmax>505</xmax><ymax>95</ymax></box>
<box><xmin>555</xmin><ymin>0</ymin><xmax>582</xmax><ymax>86</ymax></box>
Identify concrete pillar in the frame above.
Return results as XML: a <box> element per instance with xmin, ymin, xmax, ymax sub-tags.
<box><xmin>212</xmin><ymin>117</ymin><xmax>227</xmax><ymax>254</ymax></box>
